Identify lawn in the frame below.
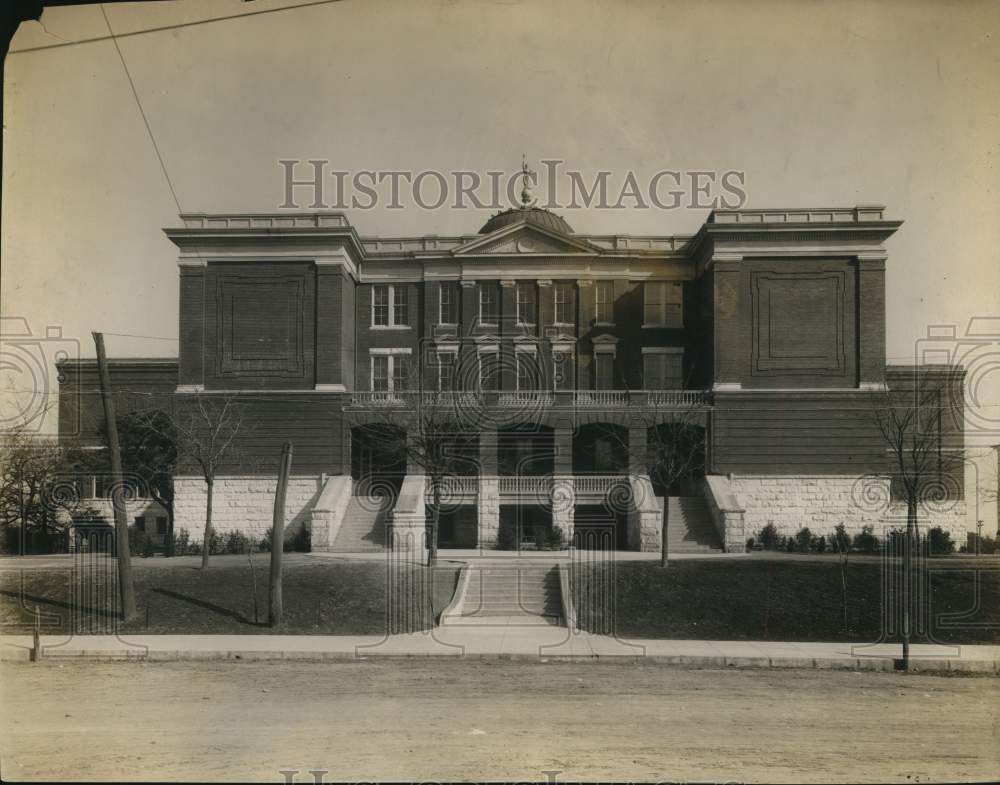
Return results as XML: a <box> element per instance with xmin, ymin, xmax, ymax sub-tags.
<box><xmin>0</xmin><ymin>555</ymin><xmax>461</xmax><ymax>635</ymax></box>
<box><xmin>572</xmin><ymin>557</ymin><xmax>1000</xmax><ymax>643</ymax></box>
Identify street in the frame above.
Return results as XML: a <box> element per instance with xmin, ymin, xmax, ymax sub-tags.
<box><xmin>0</xmin><ymin>660</ymin><xmax>996</xmax><ymax>782</ymax></box>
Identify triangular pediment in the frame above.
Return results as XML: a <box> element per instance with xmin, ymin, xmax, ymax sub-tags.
<box><xmin>453</xmin><ymin>221</ymin><xmax>600</xmax><ymax>257</ymax></box>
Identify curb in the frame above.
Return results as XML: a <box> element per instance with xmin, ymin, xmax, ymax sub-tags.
<box><xmin>3</xmin><ymin>647</ymin><xmax>997</xmax><ymax>673</ymax></box>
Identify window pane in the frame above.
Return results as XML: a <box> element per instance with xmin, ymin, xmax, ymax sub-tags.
<box><xmin>373</xmin><ymin>285</ymin><xmax>389</xmax><ymax>326</ymax></box>
<box><xmin>594</xmin><ymin>354</ymin><xmax>613</xmax><ymax>390</ymax></box>
<box><xmin>554</xmin><ymin>283</ymin><xmax>573</xmax><ymax>324</ymax></box>
<box><xmin>479</xmin><ymin>284</ymin><xmax>497</xmax><ymax>323</ymax></box>
<box><xmin>372</xmin><ymin>355</ymin><xmax>389</xmax><ymax>391</ymax></box>
<box><xmin>643</xmin><ymin>282</ymin><xmax>664</xmax><ymax>325</ymax></box>
<box><xmin>479</xmin><ymin>353</ymin><xmax>498</xmax><ymax>390</ymax></box>
<box><xmin>391</xmin><ymin>356</ymin><xmax>408</xmax><ymax>391</ymax></box>
<box><xmin>392</xmin><ymin>286</ymin><xmax>408</xmax><ymax>326</ymax></box>
<box><xmin>517</xmin><ymin>283</ymin><xmax>536</xmax><ymax>324</ymax></box>
<box><xmin>439</xmin><ymin>282</ymin><xmax>458</xmax><ymax>324</ymax></box>
<box><xmin>643</xmin><ymin>354</ymin><xmax>665</xmax><ymax>389</ymax></box>
<box><xmin>516</xmin><ymin>353</ymin><xmax>537</xmax><ymax>391</ymax></box>
<box><xmin>134</xmin><ymin>516</ymin><xmax>145</xmax><ymax>532</ymax></box>
<box><xmin>595</xmin><ymin>281</ymin><xmax>614</xmax><ymax>323</ymax></box>
<box><xmin>438</xmin><ymin>358</ymin><xmax>453</xmax><ymax>392</ymax></box>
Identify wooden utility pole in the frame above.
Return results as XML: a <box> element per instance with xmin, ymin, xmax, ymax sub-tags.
<box><xmin>92</xmin><ymin>332</ymin><xmax>137</xmax><ymax>620</ymax></box>
<box><xmin>269</xmin><ymin>441</ymin><xmax>293</xmax><ymax>627</ymax></box>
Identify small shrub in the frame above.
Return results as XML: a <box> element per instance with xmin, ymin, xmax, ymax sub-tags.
<box><xmin>758</xmin><ymin>523</ymin><xmax>780</xmax><ymax>550</ymax></box>
<box><xmin>496</xmin><ymin>521</ymin><xmax>519</xmax><ymax>550</ymax></box>
<box><xmin>977</xmin><ymin>535</ymin><xmax>999</xmax><ymax>555</ymax></box>
<box><xmin>174</xmin><ymin>528</ymin><xmax>190</xmax><ymax>555</ymax></box>
<box><xmin>259</xmin><ymin>530</ymin><xmax>272</xmax><ymax>552</ymax></box>
<box><xmin>833</xmin><ymin>523</ymin><xmax>851</xmax><ymax>553</ymax></box>
<box><xmin>745</xmin><ymin>537</ymin><xmax>755</xmax><ymax>551</ymax></box>
<box><xmin>223</xmin><ymin>530</ymin><xmax>252</xmax><ymax>555</ymax></box>
<box><xmin>794</xmin><ymin>527</ymin><xmax>813</xmax><ymax>552</ymax></box>
<box><xmin>928</xmin><ymin>526</ymin><xmax>955</xmax><ymax>555</ymax></box>
<box><xmin>208</xmin><ymin>530</ymin><xmax>223</xmax><ymax>555</ymax></box>
<box><xmin>292</xmin><ymin>526</ymin><xmax>311</xmax><ymax>553</ymax></box>
<box><xmin>852</xmin><ymin>525</ymin><xmax>879</xmax><ymax>554</ymax></box>
<box><xmin>784</xmin><ymin>537</ymin><xmax>795</xmax><ymax>553</ymax></box>
<box><xmin>127</xmin><ymin>525</ymin><xmax>150</xmax><ymax>557</ymax></box>
<box><xmin>812</xmin><ymin>535</ymin><xmax>827</xmax><ymax>553</ymax></box>
<box><xmin>543</xmin><ymin>526</ymin><xmax>564</xmax><ymax>550</ymax></box>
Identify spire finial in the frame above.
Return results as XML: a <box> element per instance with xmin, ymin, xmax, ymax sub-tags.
<box><xmin>519</xmin><ymin>153</ymin><xmax>535</xmax><ymax>207</ymax></box>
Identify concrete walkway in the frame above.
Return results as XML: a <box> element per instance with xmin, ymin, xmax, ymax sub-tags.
<box><xmin>2</xmin><ymin>629</ymin><xmax>997</xmax><ymax>672</ymax></box>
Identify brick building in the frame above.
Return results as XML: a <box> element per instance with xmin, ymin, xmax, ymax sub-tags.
<box><xmin>58</xmin><ymin>203</ymin><xmax>967</xmax><ymax>557</ymax></box>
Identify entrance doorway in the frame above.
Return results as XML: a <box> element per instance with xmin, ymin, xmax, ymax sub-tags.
<box><xmin>573</xmin><ymin>504</ymin><xmax>627</xmax><ymax>550</ymax></box>
<box><xmin>498</xmin><ymin>504</ymin><xmax>553</xmax><ymax>550</ymax></box>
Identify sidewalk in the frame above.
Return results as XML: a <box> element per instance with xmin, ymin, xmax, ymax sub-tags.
<box><xmin>3</xmin><ymin>628</ymin><xmax>997</xmax><ymax>672</ymax></box>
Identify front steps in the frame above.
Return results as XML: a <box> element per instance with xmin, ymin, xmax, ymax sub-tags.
<box><xmin>665</xmin><ymin>496</ymin><xmax>723</xmax><ymax>553</ymax></box>
<box><xmin>442</xmin><ymin>564</ymin><xmax>563</xmax><ymax>626</ymax></box>
<box><xmin>328</xmin><ymin>495</ymin><xmax>389</xmax><ymax>553</ymax></box>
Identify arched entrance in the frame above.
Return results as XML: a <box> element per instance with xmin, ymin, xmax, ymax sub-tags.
<box><xmin>351</xmin><ymin>424</ymin><xmax>406</xmax><ymax>495</ymax></box>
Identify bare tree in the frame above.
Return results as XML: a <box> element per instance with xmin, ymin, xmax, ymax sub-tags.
<box><xmin>872</xmin><ymin>368</ymin><xmax>961</xmax><ymax>669</ymax></box>
<box><xmin>0</xmin><ymin>418</ymin><xmax>81</xmax><ymax>554</ymax></box>
<box><xmin>352</xmin><ymin>392</ymin><xmax>477</xmax><ymax>566</ymax></box>
<box><xmin>168</xmin><ymin>394</ymin><xmax>250</xmax><ymax>569</ymax></box>
<box><xmin>640</xmin><ymin>408</ymin><xmax>707</xmax><ymax>568</ymax></box>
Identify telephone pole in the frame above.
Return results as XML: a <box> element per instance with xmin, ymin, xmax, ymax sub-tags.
<box><xmin>92</xmin><ymin>332</ymin><xmax>137</xmax><ymax>620</ymax></box>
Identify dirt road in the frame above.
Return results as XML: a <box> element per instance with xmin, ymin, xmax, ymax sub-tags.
<box><xmin>1</xmin><ymin>660</ymin><xmax>996</xmax><ymax>782</ymax></box>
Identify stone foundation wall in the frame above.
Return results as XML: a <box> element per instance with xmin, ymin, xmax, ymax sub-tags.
<box><xmin>477</xmin><ymin>478</ymin><xmax>500</xmax><ymax>547</ymax></box>
<box><xmin>173</xmin><ymin>475</ymin><xmax>323</xmax><ymax>543</ymax></box>
<box><xmin>730</xmin><ymin>475</ymin><xmax>968</xmax><ymax>542</ymax></box>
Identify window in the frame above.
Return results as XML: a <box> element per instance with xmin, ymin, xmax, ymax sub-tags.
<box><xmin>478</xmin><ymin>351</ymin><xmax>499</xmax><ymax>391</ymax></box>
<box><xmin>439</xmin><ymin>281</ymin><xmax>458</xmax><ymax>324</ymax></box>
<box><xmin>643</xmin><ymin>350</ymin><xmax>683</xmax><ymax>389</ymax></box>
<box><xmin>133</xmin><ymin>516</ymin><xmax>146</xmax><ymax>532</ymax></box>
<box><xmin>371</xmin><ymin>355</ymin><xmax>390</xmax><ymax>391</ymax></box>
<box><xmin>594</xmin><ymin>354</ymin><xmax>614</xmax><ymax>390</ymax></box>
<box><xmin>479</xmin><ymin>283</ymin><xmax>498</xmax><ymax>324</ymax></box>
<box><xmin>595</xmin><ymin>281</ymin><xmax>614</xmax><ymax>324</ymax></box>
<box><xmin>372</xmin><ymin>284</ymin><xmax>409</xmax><ymax>327</ymax></box>
<box><xmin>516</xmin><ymin>352</ymin><xmax>537</xmax><ymax>391</ymax></box>
<box><xmin>554</xmin><ymin>282</ymin><xmax>573</xmax><ymax>325</ymax></box>
<box><xmin>371</xmin><ymin>352</ymin><xmax>409</xmax><ymax>392</ymax></box>
<box><xmin>643</xmin><ymin>282</ymin><xmax>683</xmax><ymax>327</ymax></box>
<box><xmin>392</xmin><ymin>286</ymin><xmax>408</xmax><ymax>326</ymax></box>
<box><xmin>516</xmin><ymin>283</ymin><xmax>536</xmax><ymax>325</ymax></box>
<box><xmin>552</xmin><ymin>350</ymin><xmax>574</xmax><ymax>391</ymax></box>
<box><xmin>156</xmin><ymin>517</ymin><xmax>168</xmax><ymax>535</ymax></box>
<box><xmin>437</xmin><ymin>352</ymin><xmax>455</xmax><ymax>392</ymax></box>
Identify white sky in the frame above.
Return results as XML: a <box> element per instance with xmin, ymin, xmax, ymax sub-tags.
<box><xmin>2</xmin><ymin>0</ymin><xmax>999</xmax><ymax>525</ymax></box>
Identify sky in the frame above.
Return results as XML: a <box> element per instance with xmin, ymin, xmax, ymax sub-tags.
<box><xmin>2</xmin><ymin>0</ymin><xmax>999</xmax><ymax>525</ymax></box>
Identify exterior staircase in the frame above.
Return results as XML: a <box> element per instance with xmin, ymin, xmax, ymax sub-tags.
<box><xmin>665</xmin><ymin>496</ymin><xmax>723</xmax><ymax>553</ymax></box>
<box><xmin>443</xmin><ymin>564</ymin><xmax>562</xmax><ymax>625</ymax></box>
<box><xmin>328</xmin><ymin>495</ymin><xmax>390</xmax><ymax>553</ymax></box>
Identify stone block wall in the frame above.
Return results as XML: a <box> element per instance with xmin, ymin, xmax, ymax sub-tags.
<box><xmin>477</xmin><ymin>477</ymin><xmax>500</xmax><ymax>547</ymax></box>
<box><xmin>173</xmin><ymin>475</ymin><xmax>323</xmax><ymax>544</ymax></box>
<box><xmin>730</xmin><ymin>475</ymin><xmax>968</xmax><ymax>542</ymax></box>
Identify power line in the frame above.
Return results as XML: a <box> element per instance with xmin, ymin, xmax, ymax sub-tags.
<box><xmin>10</xmin><ymin>0</ymin><xmax>345</xmax><ymax>54</ymax></box>
<box><xmin>100</xmin><ymin>4</ymin><xmax>183</xmax><ymax>217</ymax></box>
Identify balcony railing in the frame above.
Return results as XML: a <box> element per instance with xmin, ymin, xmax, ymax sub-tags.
<box><xmin>424</xmin><ymin>475</ymin><xmax>478</xmax><ymax>499</ymax></box>
<box><xmin>498</xmin><ymin>475</ymin><xmax>552</xmax><ymax>497</ymax></box>
<box><xmin>498</xmin><ymin>391</ymin><xmax>555</xmax><ymax>407</ymax></box>
<box><xmin>349</xmin><ymin>389</ymin><xmax>712</xmax><ymax>408</ymax></box>
<box><xmin>574</xmin><ymin>474</ymin><xmax>630</xmax><ymax>495</ymax></box>
<box><xmin>645</xmin><ymin>390</ymin><xmax>712</xmax><ymax>407</ymax></box>
<box><xmin>573</xmin><ymin>391</ymin><xmax>629</xmax><ymax>407</ymax></box>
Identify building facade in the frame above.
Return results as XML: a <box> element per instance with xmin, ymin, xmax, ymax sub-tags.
<box><xmin>58</xmin><ymin>203</ymin><xmax>968</xmax><ymax>556</ymax></box>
